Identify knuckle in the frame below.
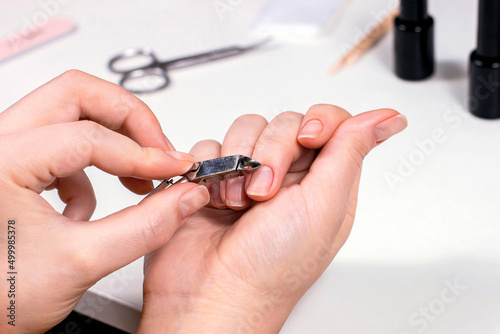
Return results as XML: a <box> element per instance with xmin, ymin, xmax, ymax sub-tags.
<box><xmin>311</xmin><ymin>103</ymin><xmax>332</xmax><ymax>108</ymax></box>
<box><xmin>272</xmin><ymin>111</ymin><xmax>303</xmax><ymax>130</ymax></box>
<box><xmin>138</xmin><ymin>147</ymin><xmax>159</xmax><ymax>165</ymax></box>
<box><xmin>309</xmin><ymin>104</ymin><xmax>340</xmax><ymax>112</ymax></box>
<box><xmin>76</xmin><ymin>120</ymin><xmax>104</xmax><ymax>143</ymax></box>
<box><xmin>309</xmin><ymin>103</ymin><xmax>334</xmax><ymax>112</ymax></box>
<box><xmin>111</xmin><ymin>92</ymin><xmax>154</xmax><ymax>130</ymax></box>
<box><xmin>56</xmin><ymin>69</ymin><xmax>87</xmax><ymax>83</ymax></box>
<box><xmin>114</xmin><ymin>86</ymin><xmax>138</xmax><ymax>106</ymax></box>
<box><xmin>53</xmin><ymin>121</ymin><xmax>103</xmax><ymax>171</ymax></box>
<box><xmin>343</xmin><ymin>135</ymin><xmax>373</xmax><ymax>168</ymax></box>
<box><xmin>51</xmin><ymin>70</ymin><xmax>91</xmax><ymax>120</ymax></box>
<box><xmin>198</xmin><ymin>139</ymin><xmax>221</xmax><ymax>147</ymax></box>
<box><xmin>277</xmin><ymin>110</ymin><xmax>303</xmax><ymax>120</ymax></box>
<box><xmin>69</xmin><ymin>121</ymin><xmax>104</xmax><ymax>160</ymax></box>
<box><xmin>251</xmin><ymin>112</ymin><xmax>305</xmax><ymax>154</ymax></box>
<box><xmin>256</xmin><ymin>132</ymin><xmax>289</xmax><ymax>152</ymax></box>
<box><xmin>307</xmin><ymin>104</ymin><xmax>351</xmax><ymax>119</ymax></box>
<box><xmin>233</xmin><ymin>114</ymin><xmax>268</xmax><ymax>127</ymax></box>
<box><xmin>77</xmin><ymin>119</ymin><xmax>100</xmax><ymax>131</ymax></box>
<box><xmin>224</xmin><ymin>141</ymin><xmax>248</xmax><ymax>153</ymax></box>
<box><xmin>141</xmin><ymin>205</ymin><xmax>179</xmax><ymax>247</ymax></box>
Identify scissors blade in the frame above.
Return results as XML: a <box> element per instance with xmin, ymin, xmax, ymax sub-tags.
<box><xmin>240</xmin><ymin>37</ymin><xmax>273</xmax><ymax>52</ymax></box>
<box><xmin>166</xmin><ymin>38</ymin><xmax>272</xmax><ymax>70</ymax></box>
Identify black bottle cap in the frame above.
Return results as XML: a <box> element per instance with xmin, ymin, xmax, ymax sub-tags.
<box><xmin>477</xmin><ymin>0</ymin><xmax>500</xmax><ymax>58</ymax></box>
<box><xmin>400</xmin><ymin>0</ymin><xmax>428</xmax><ymax>21</ymax></box>
<box><xmin>468</xmin><ymin>0</ymin><xmax>500</xmax><ymax>119</ymax></box>
<box><xmin>394</xmin><ymin>0</ymin><xmax>435</xmax><ymax>81</ymax></box>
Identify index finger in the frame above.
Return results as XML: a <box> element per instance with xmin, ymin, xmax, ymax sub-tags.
<box><xmin>0</xmin><ymin>70</ymin><xmax>172</xmax><ymax>150</ymax></box>
<box><xmin>0</xmin><ymin>121</ymin><xmax>195</xmax><ymax>193</ymax></box>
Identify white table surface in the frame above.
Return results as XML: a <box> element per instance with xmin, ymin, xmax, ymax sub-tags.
<box><xmin>2</xmin><ymin>0</ymin><xmax>500</xmax><ymax>333</ymax></box>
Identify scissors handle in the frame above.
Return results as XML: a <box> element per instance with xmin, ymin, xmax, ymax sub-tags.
<box><xmin>120</xmin><ymin>67</ymin><xmax>170</xmax><ymax>94</ymax></box>
<box><xmin>108</xmin><ymin>47</ymin><xmax>170</xmax><ymax>94</ymax></box>
<box><xmin>109</xmin><ymin>38</ymin><xmax>271</xmax><ymax>93</ymax></box>
<box><xmin>108</xmin><ymin>47</ymin><xmax>158</xmax><ymax>74</ymax></box>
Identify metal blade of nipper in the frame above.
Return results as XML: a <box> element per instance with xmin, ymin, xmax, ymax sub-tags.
<box><xmin>144</xmin><ymin>155</ymin><xmax>261</xmax><ymax>199</ymax></box>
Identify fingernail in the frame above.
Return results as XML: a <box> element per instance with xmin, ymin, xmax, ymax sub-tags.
<box><xmin>226</xmin><ymin>177</ymin><xmax>248</xmax><ymax>208</ymax></box>
<box><xmin>374</xmin><ymin>114</ymin><xmax>408</xmax><ymax>143</ymax></box>
<box><xmin>179</xmin><ymin>186</ymin><xmax>209</xmax><ymax>219</ymax></box>
<box><xmin>298</xmin><ymin>120</ymin><xmax>323</xmax><ymax>139</ymax></box>
<box><xmin>165</xmin><ymin>151</ymin><xmax>195</xmax><ymax>162</ymax></box>
<box><xmin>163</xmin><ymin>134</ymin><xmax>175</xmax><ymax>150</ymax></box>
<box><xmin>246</xmin><ymin>166</ymin><xmax>274</xmax><ymax>197</ymax></box>
<box><xmin>209</xmin><ymin>182</ymin><xmax>226</xmax><ymax>208</ymax></box>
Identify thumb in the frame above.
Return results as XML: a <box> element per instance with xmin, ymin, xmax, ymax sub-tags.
<box><xmin>302</xmin><ymin>109</ymin><xmax>407</xmax><ymax>209</ymax></box>
<box><xmin>68</xmin><ymin>183</ymin><xmax>210</xmax><ymax>280</ymax></box>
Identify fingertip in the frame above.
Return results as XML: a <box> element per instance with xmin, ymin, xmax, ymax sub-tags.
<box><xmin>164</xmin><ymin>150</ymin><xmax>196</xmax><ymax>164</ymax></box>
<box><xmin>189</xmin><ymin>139</ymin><xmax>222</xmax><ymax>161</ymax></box>
<box><xmin>144</xmin><ymin>149</ymin><xmax>196</xmax><ymax>178</ymax></box>
<box><xmin>223</xmin><ymin>177</ymin><xmax>252</xmax><ymax>210</ymax></box>
<box><xmin>142</xmin><ymin>182</ymin><xmax>210</xmax><ymax>221</ymax></box>
<box><xmin>374</xmin><ymin>113</ymin><xmax>408</xmax><ymax>144</ymax></box>
<box><xmin>342</xmin><ymin>108</ymin><xmax>405</xmax><ymax>145</ymax></box>
<box><xmin>305</xmin><ymin>104</ymin><xmax>351</xmax><ymax>119</ymax></box>
<box><xmin>369</xmin><ymin>108</ymin><xmax>402</xmax><ymax>120</ymax></box>
<box><xmin>178</xmin><ymin>185</ymin><xmax>210</xmax><ymax>219</ymax></box>
<box><xmin>58</xmin><ymin>171</ymin><xmax>96</xmax><ymax>221</ymax></box>
<box><xmin>298</xmin><ymin>104</ymin><xmax>351</xmax><ymax>149</ymax></box>
<box><xmin>298</xmin><ymin>119</ymin><xmax>323</xmax><ymax>140</ymax></box>
<box><xmin>330</xmin><ymin>108</ymin><xmax>404</xmax><ymax>153</ymax></box>
<box><xmin>208</xmin><ymin>182</ymin><xmax>227</xmax><ymax>209</ymax></box>
<box><xmin>246</xmin><ymin>165</ymin><xmax>274</xmax><ymax>199</ymax></box>
<box><xmin>163</xmin><ymin>134</ymin><xmax>176</xmax><ymax>151</ymax></box>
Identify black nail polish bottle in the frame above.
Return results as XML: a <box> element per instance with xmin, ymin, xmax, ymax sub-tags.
<box><xmin>469</xmin><ymin>0</ymin><xmax>500</xmax><ymax>119</ymax></box>
<box><xmin>394</xmin><ymin>0</ymin><xmax>435</xmax><ymax>80</ymax></box>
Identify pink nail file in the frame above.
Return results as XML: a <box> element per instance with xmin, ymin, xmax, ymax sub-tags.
<box><xmin>0</xmin><ymin>17</ymin><xmax>76</xmax><ymax>64</ymax></box>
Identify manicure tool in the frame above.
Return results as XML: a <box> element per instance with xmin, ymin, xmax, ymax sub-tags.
<box><xmin>0</xmin><ymin>17</ymin><xmax>76</xmax><ymax>64</ymax></box>
<box><xmin>329</xmin><ymin>8</ymin><xmax>398</xmax><ymax>75</ymax></box>
<box><xmin>146</xmin><ymin>155</ymin><xmax>261</xmax><ymax>199</ymax></box>
<box><xmin>108</xmin><ymin>39</ymin><xmax>270</xmax><ymax>94</ymax></box>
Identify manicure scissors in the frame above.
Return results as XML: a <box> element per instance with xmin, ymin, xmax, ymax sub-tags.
<box><xmin>146</xmin><ymin>155</ymin><xmax>261</xmax><ymax>199</ymax></box>
<box><xmin>108</xmin><ymin>38</ymin><xmax>270</xmax><ymax>94</ymax></box>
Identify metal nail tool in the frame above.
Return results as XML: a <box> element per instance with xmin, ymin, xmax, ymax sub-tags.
<box><xmin>146</xmin><ymin>155</ymin><xmax>261</xmax><ymax>198</ymax></box>
<box><xmin>108</xmin><ymin>38</ymin><xmax>271</xmax><ymax>93</ymax></box>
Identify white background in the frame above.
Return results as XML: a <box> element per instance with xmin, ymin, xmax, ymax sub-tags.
<box><xmin>1</xmin><ymin>0</ymin><xmax>500</xmax><ymax>333</ymax></box>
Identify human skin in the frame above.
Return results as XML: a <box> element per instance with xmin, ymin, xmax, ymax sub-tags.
<box><xmin>0</xmin><ymin>70</ymin><xmax>210</xmax><ymax>333</ymax></box>
<box><xmin>137</xmin><ymin>105</ymin><xmax>407</xmax><ymax>333</ymax></box>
